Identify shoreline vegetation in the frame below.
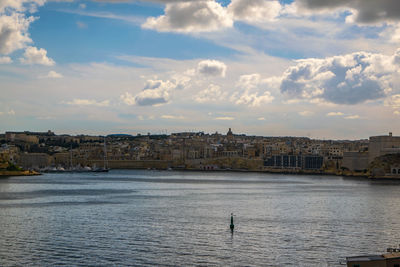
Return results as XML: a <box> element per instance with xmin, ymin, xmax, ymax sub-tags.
<box><xmin>0</xmin><ymin>161</ymin><xmax>40</xmax><ymax>177</ymax></box>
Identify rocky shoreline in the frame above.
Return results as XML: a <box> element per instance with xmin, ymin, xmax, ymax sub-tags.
<box><xmin>0</xmin><ymin>170</ymin><xmax>41</xmax><ymax>177</ymax></box>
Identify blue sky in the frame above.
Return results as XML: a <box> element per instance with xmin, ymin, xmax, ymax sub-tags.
<box><xmin>1</xmin><ymin>0</ymin><xmax>400</xmax><ymax>139</ymax></box>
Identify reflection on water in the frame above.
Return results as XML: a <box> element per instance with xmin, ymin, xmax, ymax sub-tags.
<box><xmin>1</xmin><ymin>170</ymin><xmax>400</xmax><ymax>266</ymax></box>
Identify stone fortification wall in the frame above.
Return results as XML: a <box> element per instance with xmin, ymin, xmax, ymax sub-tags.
<box><xmin>369</xmin><ymin>134</ymin><xmax>400</xmax><ymax>163</ymax></box>
<box><xmin>342</xmin><ymin>152</ymin><xmax>368</xmax><ymax>171</ymax></box>
<box><xmin>88</xmin><ymin>160</ymin><xmax>173</xmax><ymax>169</ymax></box>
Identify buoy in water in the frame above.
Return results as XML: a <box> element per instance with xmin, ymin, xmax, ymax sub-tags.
<box><xmin>230</xmin><ymin>213</ymin><xmax>234</xmax><ymax>232</ymax></box>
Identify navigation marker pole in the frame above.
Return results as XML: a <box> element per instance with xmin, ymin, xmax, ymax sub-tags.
<box><xmin>230</xmin><ymin>213</ymin><xmax>234</xmax><ymax>233</ymax></box>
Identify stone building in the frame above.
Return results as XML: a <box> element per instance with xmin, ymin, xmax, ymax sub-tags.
<box><xmin>18</xmin><ymin>153</ymin><xmax>53</xmax><ymax>169</ymax></box>
<box><xmin>369</xmin><ymin>132</ymin><xmax>400</xmax><ymax>163</ymax></box>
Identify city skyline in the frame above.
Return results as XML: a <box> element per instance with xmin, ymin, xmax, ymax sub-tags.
<box><xmin>1</xmin><ymin>0</ymin><xmax>400</xmax><ymax>139</ymax></box>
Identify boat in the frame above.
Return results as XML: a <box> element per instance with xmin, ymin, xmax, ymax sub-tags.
<box><xmin>94</xmin><ymin>136</ymin><xmax>109</xmax><ymax>172</ymax></box>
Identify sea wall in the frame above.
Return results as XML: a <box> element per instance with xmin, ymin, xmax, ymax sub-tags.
<box><xmin>88</xmin><ymin>160</ymin><xmax>173</xmax><ymax>169</ymax></box>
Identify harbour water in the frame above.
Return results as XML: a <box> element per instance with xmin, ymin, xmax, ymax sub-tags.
<box><xmin>1</xmin><ymin>170</ymin><xmax>400</xmax><ymax>266</ymax></box>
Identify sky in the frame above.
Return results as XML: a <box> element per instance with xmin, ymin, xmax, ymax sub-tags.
<box><xmin>1</xmin><ymin>0</ymin><xmax>400</xmax><ymax>139</ymax></box>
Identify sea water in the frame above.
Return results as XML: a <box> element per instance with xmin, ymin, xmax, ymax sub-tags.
<box><xmin>1</xmin><ymin>170</ymin><xmax>400</xmax><ymax>266</ymax></box>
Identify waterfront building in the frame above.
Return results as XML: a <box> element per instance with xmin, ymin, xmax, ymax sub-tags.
<box><xmin>369</xmin><ymin>132</ymin><xmax>400</xmax><ymax>163</ymax></box>
<box><xmin>263</xmin><ymin>155</ymin><xmax>323</xmax><ymax>170</ymax></box>
<box><xmin>18</xmin><ymin>153</ymin><xmax>53</xmax><ymax>169</ymax></box>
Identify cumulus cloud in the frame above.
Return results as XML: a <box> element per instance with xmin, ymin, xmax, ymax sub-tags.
<box><xmin>20</xmin><ymin>46</ymin><xmax>55</xmax><ymax>65</ymax></box>
<box><xmin>228</xmin><ymin>0</ymin><xmax>282</xmax><ymax>23</ymax></box>
<box><xmin>66</xmin><ymin>99</ymin><xmax>110</xmax><ymax>107</ymax></box>
<box><xmin>142</xmin><ymin>1</ymin><xmax>233</xmax><ymax>33</ymax></box>
<box><xmin>385</xmin><ymin>94</ymin><xmax>400</xmax><ymax>108</ymax></box>
<box><xmin>0</xmin><ymin>0</ymin><xmax>45</xmax><ymax>13</ymax></box>
<box><xmin>194</xmin><ymin>84</ymin><xmax>226</xmax><ymax>103</ymax></box>
<box><xmin>294</xmin><ymin>0</ymin><xmax>400</xmax><ymax>24</ymax></box>
<box><xmin>230</xmin><ymin>73</ymin><xmax>275</xmax><ymax>107</ymax></box>
<box><xmin>0</xmin><ymin>56</ymin><xmax>11</xmax><ymax>63</ymax></box>
<box><xmin>40</xmin><ymin>70</ymin><xmax>63</xmax><ymax>78</ymax></box>
<box><xmin>120</xmin><ymin>92</ymin><xmax>136</xmax><ymax>106</ymax></box>
<box><xmin>197</xmin><ymin>59</ymin><xmax>227</xmax><ymax>77</ymax></box>
<box><xmin>0</xmin><ymin>13</ymin><xmax>34</xmax><ymax>55</ymax></box>
<box><xmin>136</xmin><ymin>79</ymin><xmax>175</xmax><ymax>106</ymax></box>
<box><xmin>121</xmin><ymin>79</ymin><xmax>181</xmax><ymax>106</ymax></box>
<box><xmin>233</xmin><ymin>91</ymin><xmax>274</xmax><ymax>107</ymax></box>
<box><xmin>280</xmin><ymin>50</ymin><xmax>399</xmax><ymax>105</ymax></box>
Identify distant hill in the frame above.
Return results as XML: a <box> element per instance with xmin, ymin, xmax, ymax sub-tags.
<box><xmin>107</xmin><ymin>134</ymin><xmax>134</xmax><ymax>137</ymax></box>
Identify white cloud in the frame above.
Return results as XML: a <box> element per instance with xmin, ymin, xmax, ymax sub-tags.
<box><xmin>0</xmin><ymin>13</ymin><xmax>34</xmax><ymax>55</ymax></box>
<box><xmin>121</xmin><ymin>79</ymin><xmax>180</xmax><ymax>106</ymax></box>
<box><xmin>215</xmin><ymin>116</ymin><xmax>234</xmax><ymax>120</ymax></box>
<box><xmin>0</xmin><ymin>56</ymin><xmax>11</xmax><ymax>63</ymax></box>
<box><xmin>232</xmin><ymin>91</ymin><xmax>274</xmax><ymax>107</ymax></box>
<box><xmin>236</xmin><ymin>73</ymin><xmax>262</xmax><ymax>90</ymax></box>
<box><xmin>197</xmin><ymin>59</ymin><xmax>227</xmax><ymax>77</ymax></box>
<box><xmin>161</xmin><ymin>115</ymin><xmax>184</xmax><ymax>120</ymax></box>
<box><xmin>142</xmin><ymin>1</ymin><xmax>233</xmax><ymax>33</ymax></box>
<box><xmin>0</xmin><ymin>0</ymin><xmax>45</xmax><ymax>13</ymax></box>
<box><xmin>135</xmin><ymin>79</ymin><xmax>174</xmax><ymax>106</ymax></box>
<box><xmin>326</xmin><ymin>112</ymin><xmax>344</xmax><ymax>116</ymax></box>
<box><xmin>120</xmin><ymin>92</ymin><xmax>135</xmax><ymax>106</ymax></box>
<box><xmin>299</xmin><ymin>110</ymin><xmax>313</xmax><ymax>116</ymax></box>
<box><xmin>20</xmin><ymin>46</ymin><xmax>55</xmax><ymax>65</ymax></box>
<box><xmin>228</xmin><ymin>0</ymin><xmax>282</xmax><ymax>23</ymax></box>
<box><xmin>257</xmin><ymin>117</ymin><xmax>265</xmax><ymax>120</ymax></box>
<box><xmin>194</xmin><ymin>84</ymin><xmax>226</xmax><ymax>103</ymax></box>
<box><xmin>385</xmin><ymin>94</ymin><xmax>400</xmax><ymax>108</ymax></box>
<box><xmin>280</xmin><ymin>50</ymin><xmax>399</xmax><ymax>105</ymax></box>
<box><xmin>344</xmin><ymin>115</ymin><xmax>360</xmax><ymax>120</ymax></box>
<box><xmin>40</xmin><ymin>70</ymin><xmax>63</xmax><ymax>79</ymax></box>
<box><xmin>66</xmin><ymin>99</ymin><xmax>110</xmax><ymax>107</ymax></box>
<box><xmin>380</xmin><ymin>23</ymin><xmax>400</xmax><ymax>43</ymax></box>
<box><xmin>230</xmin><ymin>73</ymin><xmax>275</xmax><ymax>107</ymax></box>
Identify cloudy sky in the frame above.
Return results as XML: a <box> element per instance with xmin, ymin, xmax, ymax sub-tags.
<box><xmin>1</xmin><ymin>0</ymin><xmax>400</xmax><ymax>139</ymax></box>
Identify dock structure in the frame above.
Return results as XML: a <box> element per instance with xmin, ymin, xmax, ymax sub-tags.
<box><xmin>346</xmin><ymin>251</ymin><xmax>400</xmax><ymax>267</ymax></box>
